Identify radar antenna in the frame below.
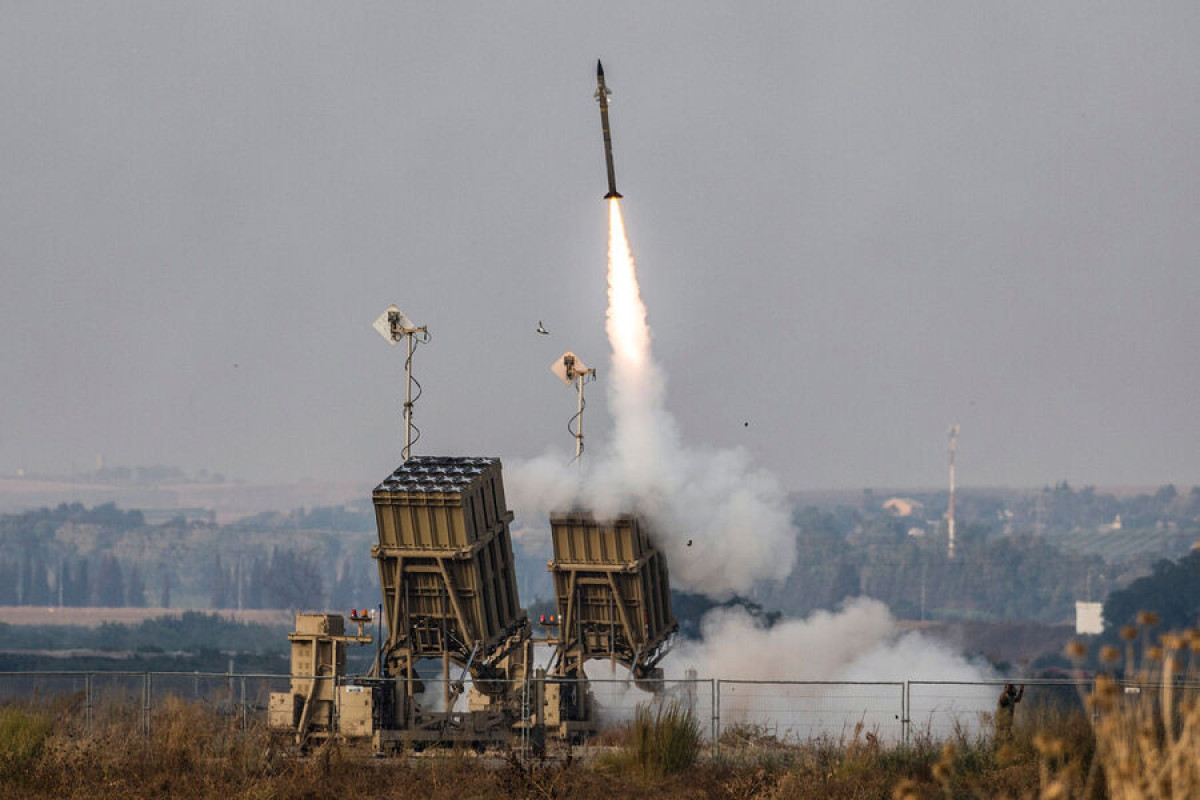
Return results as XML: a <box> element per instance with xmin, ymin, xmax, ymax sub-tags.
<box><xmin>373</xmin><ymin>305</ymin><xmax>430</xmax><ymax>461</ymax></box>
<box><xmin>550</xmin><ymin>351</ymin><xmax>597</xmax><ymax>463</ymax></box>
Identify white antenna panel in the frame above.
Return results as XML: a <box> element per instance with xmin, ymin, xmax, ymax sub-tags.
<box><xmin>550</xmin><ymin>351</ymin><xmax>588</xmax><ymax>386</ymax></box>
<box><xmin>373</xmin><ymin>305</ymin><xmax>415</xmax><ymax>345</ymax></box>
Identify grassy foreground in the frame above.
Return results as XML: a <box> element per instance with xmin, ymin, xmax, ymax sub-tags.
<box><xmin>5</xmin><ymin>624</ymin><xmax>1200</xmax><ymax>800</ymax></box>
<box><xmin>0</xmin><ymin>697</ymin><xmax>1084</xmax><ymax>800</ymax></box>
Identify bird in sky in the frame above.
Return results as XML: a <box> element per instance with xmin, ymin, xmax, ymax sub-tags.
<box><xmin>536</xmin><ymin>321</ymin><xmax>550</xmax><ymax>335</ymax></box>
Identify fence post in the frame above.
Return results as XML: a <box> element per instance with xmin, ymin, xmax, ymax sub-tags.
<box><xmin>903</xmin><ymin>682</ymin><xmax>910</xmax><ymax>746</ymax></box>
<box><xmin>142</xmin><ymin>673</ymin><xmax>151</xmax><ymax>737</ymax></box>
<box><xmin>520</xmin><ymin>670</ymin><xmax>528</xmax><ymax>766</ymax></box>
<box><xmin>714</xmin><ymin>680</ymin><xmax>721</xmax><ymax>760</ymax></box>
<box><xmin>85</xmin><ymin>673</ymin><xmax>93</xmax><ymax>733</ymax></box>
<box><xmin>710</xmin><ymin>678</ymin><xmax>717</xmax><ymax>759</ymax></box>
<box><xmin>241</xmin><ymin>676</ymin><xmax>247</xmax><ymax>730</ymax></box>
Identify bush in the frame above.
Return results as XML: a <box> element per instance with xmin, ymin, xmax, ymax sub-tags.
<box><xmin>0</xmin><ymin>706</ymin><xmax>52</xmax><ymax>781</ymax></box>
<box><xmin>630</xmin><ymin>699</ymin><xmax>703</xmax><ymax>779</ymax></box>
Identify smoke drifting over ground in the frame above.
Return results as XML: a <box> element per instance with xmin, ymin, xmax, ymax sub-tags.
<box><xmin>510</xmin><ymin>200</ymin><xmax>795</xmax><ymax>597</ymax></box>
<box><xmin>664</xmin><ymin>598</ymin><xmax>986</xmax><ymax>683</ymax></box>
<box><xmin>662</xmin><ymin>598</ymin><xmax>993</xmax><ymax>736</ymax></box>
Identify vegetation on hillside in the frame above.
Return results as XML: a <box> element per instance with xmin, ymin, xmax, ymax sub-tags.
<box><xmin>757</xmin><ymin>483</ymin><xmax>1200</xmax><ymax>624</ymax></box>
<box><xmin>2</xmin><ymin>483</ymin><xmax>1197</xmax><ymax>630</ymax></box>
<box><xmin>0</xmin><ymin>611</ymin><xmax>286</xmax><ymax>655</ymax></box>
<box><xmin>0</xmin><ymin>612</ymin><xmax>291</xmax><ymax>672</ymax></box>
<box><xmin>0</xmin><ymin>503</ymin><xmax>377</xmax><ymax>611</ymax></box>
<box><xmin>1101</xmin><ymin>549</ymin><xmax>1200</xmax><ymax>645</ymax></box>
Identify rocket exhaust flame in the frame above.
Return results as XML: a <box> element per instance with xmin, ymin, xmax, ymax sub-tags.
<box><xmin>606</xmin><ymin>200</ymin><xmax>648</xmax><ymax>376</ymax></box>
<box><xmin>604</xmin><ymin>198</ymin><xmax>668</xmax><ymax>490</ymax></box>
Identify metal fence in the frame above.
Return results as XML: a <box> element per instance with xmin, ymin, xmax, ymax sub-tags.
<box><xmin>905</xmin><ymin>679</ymin><xmax>1085</xmax><ymax>741</ymax></box>
<box><xmin>0</xmin><ymin>671</ymin><xmax>291</xmax><ymax>737</ymax></box>
<box><xmin>717</xmin><ymin>681</ymin><xmax>905</xmax><ymax>746</ymax></box>
<box><xmin>1</xmin><ymin>670</ymin><xmax>1174</xmax><ymax>755</ymax></box>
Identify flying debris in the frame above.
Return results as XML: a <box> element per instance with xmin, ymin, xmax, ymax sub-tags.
<box><xmin>595</xmin><ymin>60</ymin><xmax>622</xmax><ymax>199</ymax></box>
<box><xmin>537</xmin><ymin>321</ymin><xmax>550</xmax><ymax>335</ymax></box>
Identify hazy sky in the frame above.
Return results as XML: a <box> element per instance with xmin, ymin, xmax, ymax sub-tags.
<box><xmin>3</xmin><ymin>3</ymin><xmax>1198</xmax><ymax>491</ymax></box>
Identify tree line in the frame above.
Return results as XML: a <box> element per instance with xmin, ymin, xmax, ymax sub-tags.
<box><xmin>0</xmin><ymin>553</ymin><xmax>149</xmax><ymax>607</ymax></box>
<box><xmin>0</xmin><ymin>503</ymin><xmax>377</xmax><ymax>611</ymax></box>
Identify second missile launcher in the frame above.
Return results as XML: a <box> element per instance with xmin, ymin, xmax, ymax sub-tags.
<box><xmin>548</xmin><ymin>511</ymin><xmax>677</xmax><ymax>681</ymax></box>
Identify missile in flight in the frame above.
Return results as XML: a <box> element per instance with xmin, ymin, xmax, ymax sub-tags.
<box><xmin>595</xmin><ymin>60</ymin><xmax>622</xmax><ymax>199</ymax></box>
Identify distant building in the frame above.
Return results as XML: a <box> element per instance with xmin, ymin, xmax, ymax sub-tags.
<box><xmin>1075</xmin><ymin>601</ymin><xmax>1104</xmax><ymax>635</ymax></box>
<box><xmin>883</xmin><ymin>497</ymin><xmax>923</xmax><ymax>518</ymax></box>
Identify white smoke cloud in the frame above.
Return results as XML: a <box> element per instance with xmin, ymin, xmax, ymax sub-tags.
<box><xmin>664</xmin><ymin>598</ymin><xmax>986</xmax><ymax>683</ymax></box>
<box><xmin>661</xmin><ymin>599</ymin><xmax>994</xmax><ymax>738</ymax></box>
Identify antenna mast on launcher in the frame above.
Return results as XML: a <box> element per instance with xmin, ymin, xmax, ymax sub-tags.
<box><xmin>374</xmin><ymin>304</ymin><xmax>430</xmax><ymax>461</ymax></box>
<box><xmin>551</xmin><ymin>351</ymin><xmax>597</xmax><ymax>463</ymax></box>
<box><xmin>947</xmin><ymin>424</ymin><xmax>960</xmax><ymax>559</ymax></box>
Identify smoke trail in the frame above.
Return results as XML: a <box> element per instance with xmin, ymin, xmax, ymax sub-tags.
<box><xmin>584</xmin><ymin>199</ymin><xmax>796</xmax><ymax>595</ymax></box>
<box><xmin>509</xmin><ymin>200</ymin><xmax>795</xmax><ymax>597</ymax></box>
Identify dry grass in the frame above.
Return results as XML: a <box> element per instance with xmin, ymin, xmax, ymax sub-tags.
<box><xmin>0</xmin><ymin>700</ymin><xmax>1043</xmax><ymax>800</ymax></box>
<box><xmin>1060</xmin><ymin>618</ymin><xmax>1200</xmax><ymax>800</ymax></box>
<box><xmin>8</xmin><ymin>631</ymin><xmax>1200</xmax><ymax>800</ymax></box>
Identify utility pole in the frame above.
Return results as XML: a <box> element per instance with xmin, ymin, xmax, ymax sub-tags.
<box><xmin>920</xmin><ymin>564</ymin><xmax>927</xmax><ymax>622</ymax></box>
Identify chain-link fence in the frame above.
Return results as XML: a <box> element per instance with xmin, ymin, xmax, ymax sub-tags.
<box><xmin>716</xmin><ymin>680</ymin><xmax>904</xmax><ymax>756</ymax></box>
<box><xmin>905</xmin><ymin>679</ymin><xmax>1085</xmax><ymax>741</ymax></box>
<box><xmin>0</xmin><ymin>671</ymin><xmax>1136</xmax><ymax>755</ymax></box>
<box><xmin>0</xmin><ymin>671</ymin><xmax>295</xmax><ymax>737</ymax></box>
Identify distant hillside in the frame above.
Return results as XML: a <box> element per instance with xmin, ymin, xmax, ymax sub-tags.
<box><xmin>2</xmin><ymin>483</ymin><xmax>1197</xmax><ymax>631</ymax></box>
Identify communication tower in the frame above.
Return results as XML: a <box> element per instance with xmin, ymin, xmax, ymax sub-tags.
<box><xmin>947</xmin><ymin>424</ymin><xmax>960</xmax><ymax>559</ymax></box>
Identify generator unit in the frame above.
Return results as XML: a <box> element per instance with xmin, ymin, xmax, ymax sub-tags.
<box><xmin>267</xmin><ymin>612</ymin><xmax>373</xmax><ymax>747</ymax></box>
